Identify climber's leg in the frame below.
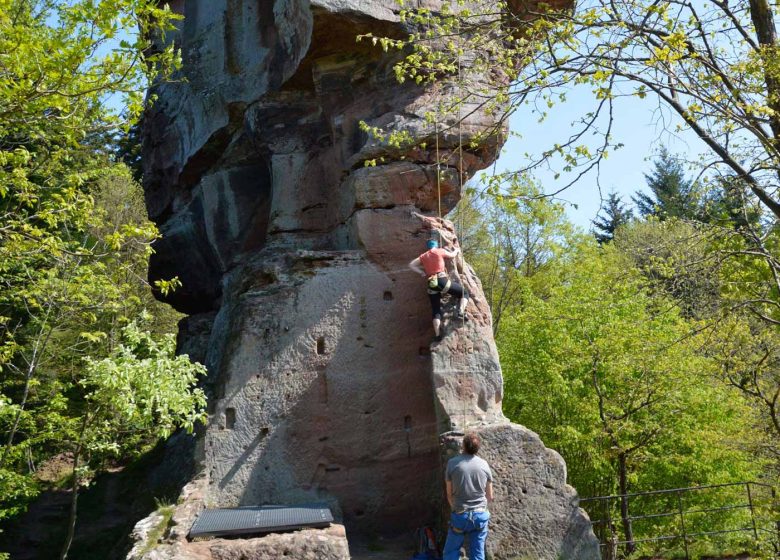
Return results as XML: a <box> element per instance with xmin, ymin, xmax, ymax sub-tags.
<box><xmin>446</xmin><ymin>281</ymin><xmax>468</xmax><ymax>319</ymax></box>
<box><xmin>429</xmin><ymin>292</ymin><xmax>442</xmax><ymax>340</ymax></box>
<box><xmin>457</xmin><ymin>292</ymin><xmax>468</xmax><ymax>317</ymax></box>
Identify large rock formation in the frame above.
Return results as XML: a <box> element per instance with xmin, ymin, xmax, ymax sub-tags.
<box><xmin>137</xmin><ymin>1</ymin><xmax>600</xmax><ymax>559</ymax></box>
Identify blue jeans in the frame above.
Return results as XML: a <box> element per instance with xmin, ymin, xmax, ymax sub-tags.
<box><xmin>443</xmin><ymin>510</ymin><xmax>490</xmax><ymax>560</ymax></box>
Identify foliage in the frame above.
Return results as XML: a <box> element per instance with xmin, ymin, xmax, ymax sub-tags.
<box><xmin>702</xmin><ymin>176</ymin><xmax>764</xmax><ymax>231</ymax></box>
<box><xmin>54</xmin><ymin>319</ymin><xmax>205</xmax><ymax>559</ymax></box>
<box><xmin>78</xmin><ymin>320</ymin><xmax>206</xmax><ymax>449</ymax></box>
<box><xmin>0</xmin><ymin>0</ymin><xmax>191</xmax><ymax>549</ymax></box>
<box><xmin>593</xmin><ymin>192</ymin><xmax>633</xmax><ymax>243</ymax></box>
<box><xmin>633</xmin><ymin>149</ymin><xmax>700</xmax><ymax>221</ymax></box>
<box><xmin>616</xmin><ymin>216</ymin><xmax>780</xmax><ymax>473</ymax></box>
<box><xmin>453</xmin><ymin>174</ymin><xmax>575</xmax><ymax>334</ymax></box>
<box><xmin>706</xmin><ymin>317</ymin><xmax>780</xmax><ymax>475</ymax></box>
<box><xmin>365</xmin><ymin>0</ymin><xmax>780</xmax><ymax>226</ymax></box>
<box><xmin>498</xmin><ymin>238</ymin><xmax>765</xmax><ymax>554</ymax></box>
<box><xmin>614</xmin><ymin>219</ymin><xmax>721</xmax><ymax>319</ymax></box>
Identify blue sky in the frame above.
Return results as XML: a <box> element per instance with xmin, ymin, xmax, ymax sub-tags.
<box><xmin>495</xmin><ymin>84</ymin><xmax>702</xmax><ymax>230</ymax></box>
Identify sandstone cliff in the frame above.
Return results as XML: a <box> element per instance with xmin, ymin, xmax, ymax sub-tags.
<box><xmin>134</xmin><ymin>1</ymin><xmax>600</xmax><ymax>559</ymax></box>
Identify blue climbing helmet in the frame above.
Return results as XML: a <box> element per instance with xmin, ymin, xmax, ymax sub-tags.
<box><xmin>427</xmin><ymin>239</ymin><xmax>439</xmax><ymax>250</ymax></box>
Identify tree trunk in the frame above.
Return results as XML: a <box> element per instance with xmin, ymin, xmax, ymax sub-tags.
<box><xmin>59</xmin><ymin>446</ymin><xmax>81</xmax><ymax>560</ymax></box>
<box><xmin>1</xmin><ymin>370</ymin><xmax>33</xmax><ymax>469</ymax></box>
<box><xmin>1</xmin><ymin>336</ymin><xmax>46</xmax><ymax>468</ymax></box>
<box><xmin>1</xmin><ymin>317</ymin><xmax>54</xmax><ymax>469</ymax></box>
<box><xmin>618</xmin><ymin>452</ymin><xmax>636</xmax><ymax>556</ymax></box>
<box><xmin>749</xmin><ymin>0</ymin><xmax>780</xmax><ymax>149</ymax></box>
<box><xmin>60</xmin><ymin>415</ymin><xmax>89</xmax><ymax>560</ymax></box>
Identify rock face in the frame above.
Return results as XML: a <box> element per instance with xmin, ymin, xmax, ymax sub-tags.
<box><xmin>140</xmin><ymin>1</ymin><xmax>600</xmax><ymax>559</ymax></box>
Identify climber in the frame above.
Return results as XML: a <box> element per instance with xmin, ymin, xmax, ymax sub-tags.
<box><xmin>408</xmin><ymin>238</ymin><xmax>468</xmax><ymax>342</ymax></box>
<box><xmin>443</xmin><ymin>432</ymin><xmax>493</xmax><ymax>560</ymax></box>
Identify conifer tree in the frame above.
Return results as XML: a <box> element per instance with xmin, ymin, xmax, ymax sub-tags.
<box><xmin>593</xmin><ymin>192</ymin><xmax>633</xmax><ymax>243</ymax></box>
<box><xmin>633</xmin><ymin>149</ymin><xmax>699</xmax><ymax>220</ymax></box>
<box><xmin>704</xmin><ymin>176</ymin><xmax>762</xmax><ymax>230</ymax></box>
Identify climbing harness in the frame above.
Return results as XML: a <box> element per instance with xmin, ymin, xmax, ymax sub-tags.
<box><xmin>427</xmin><ymin>274</ymin><xmax>451</xmax><ymax>293</ymax></box>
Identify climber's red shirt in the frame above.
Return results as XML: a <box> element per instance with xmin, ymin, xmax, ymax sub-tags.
<box><xmin>419</xmin><ymin>248</ymin><xmax>448</xmax><ymax>276</ymax></box>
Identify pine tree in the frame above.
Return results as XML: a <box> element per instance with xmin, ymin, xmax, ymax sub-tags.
<box><xmin>703</xmin><ymin>176</ymin><xmax>762</xmax><ymax>230</ymax></box>
<box><xmin>633</xmin><ymin>148</ymin><xmax>698</xmax><ymax>220</ymax></box>
<box><xmin>594</xmin><ymin>192</ymin><xmax>633</xmax><ymax>243</ymax></box>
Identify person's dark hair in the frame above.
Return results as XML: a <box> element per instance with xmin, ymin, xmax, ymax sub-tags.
<box><xmin>463</xmin><ymin>432</ymin><xmax>480</xmax><ymax>455</ymax></box>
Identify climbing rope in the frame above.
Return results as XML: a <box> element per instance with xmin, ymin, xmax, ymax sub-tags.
<box><xmin>456</xmin><ymin>25</ymin><xmax>470</xmax><ymax>432</ymax></box>
<box><xmin>436</xmin><ymin>120</ymin><xmax>442</xmax><ymax>221</ymax></box>
<box><xmin>456</xmin><ymin>21</ymin><xmax>470</xmax><ymax>306</ymax></box>
<box><xmin>421</xmin><ymin>13</ymin><xmax>480</xmax><ymax>433</ymax></box>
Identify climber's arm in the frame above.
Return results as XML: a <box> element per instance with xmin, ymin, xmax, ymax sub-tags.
<box><xmin>409</xmin><ymin>257</ymin><xmax>426</xmax><ymax>277</ymax></box>
<box><xmin>442</xmin><ymin>246</ymin><xmax>460</xmax><ymax>259</ymax></box>
<box><xmin>486</xmin><ymin>481</ymin><xmax>494</xmax><ymax>503</ymax></box>
<box><xmin>446</xmin><ymin>479</ymin><xmax>454</xmax><ymax>509</ymax></box>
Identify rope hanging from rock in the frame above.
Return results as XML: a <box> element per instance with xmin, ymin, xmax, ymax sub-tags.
<box><xmin>456</xmin><ymin>18</ymin><xmax>471</xmax><ymax>430</ymax></box>
<box><xmin>429</xmin><ymin>17</ymin><xmax>473</xmax><ymax>430</ymax></box>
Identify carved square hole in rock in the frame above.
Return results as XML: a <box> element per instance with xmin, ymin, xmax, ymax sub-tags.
<box><xmin>317</xmin><ymin>336</ymin><xmax>326</xmax><ymax>355</ymax></box>
<box><xmin>225</xmin><ymin>408</ymin><xmax>236</xmax><ymax>430</ymax></box>
<box><xmin>383</xmin><ymin>291</ymin><xmax>393</xmax><ymax>301</ymax></box>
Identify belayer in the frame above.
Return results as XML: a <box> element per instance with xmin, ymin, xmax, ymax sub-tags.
<box><xmin>443</xmin><ymin>432</ymin><xmax>493</xmax><ymax>560</ymax></box>
<box><xmin>409</xmin><ymin>238</ymin><xmax>468</xmax><ymax>342</ymax></box>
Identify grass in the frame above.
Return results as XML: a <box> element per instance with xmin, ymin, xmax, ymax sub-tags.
<box><xmin>139</xmin><ymin>501</ymin><xmax>176</xmax><ymax>555</ymax></box>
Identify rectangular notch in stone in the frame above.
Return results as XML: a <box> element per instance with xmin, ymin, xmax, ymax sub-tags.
<box><xmin>225</xmin><ymin>408</ymin><xmax>236</xmax><ymax>429</ymax></box>
<box><xmin>316</xmin><ymin>336</ymin><xmax>326</xmax><ymax>355</ymax></box>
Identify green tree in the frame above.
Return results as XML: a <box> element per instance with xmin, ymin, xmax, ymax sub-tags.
<box><xmin>454</xmin><ymin>174</ymin><xmax>573</xmax><ymax>335</ymax></box>
<box><xmin>499</xmin><ymin>241</ymin><xmax>762</xmax><ymax>555</ymax></box>
<box><xmin>703</xmin><ymin>176</ymin><xmax>763</xmax><ymax>231</ymax></box>
<box><xmin>614</xmin><ymin>219</ymin><xmax>721</xmax><ymax>319</ymax></box>
<box><xmin>59</xmin><ymin>320</ymin><xmax>206</xmax><ymax>559</ymax></box>
<box><xmin>634</xmin><ymin>149</ymin><xmax>700</xmax><ymax>221</ymax></box>
<box><xmin>367</xmin><ymin>0</ymin><xmax>780</xmax><ymax>229</ymax></box>
<box><xmin>0</xmin><ymin>0</ymin><xmax>185</xmax><ymax>532</ymax></box>
<box><xmin>593</xmin><ymin>192</ymin><xmax>633</xmax><ymax>243</ymax></box>
<box><xmin>617</xmin><ymin>216</ymin><xmax>780</xmax><ymax>480</ymax></box>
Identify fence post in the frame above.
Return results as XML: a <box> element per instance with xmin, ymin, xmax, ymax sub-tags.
<box><xmin>677</xmin><ymin>491</ymin><xmax>690</xmax><ymax>560</ymax></box>
<box><xmin>605</xmin><ymin>499</ymin><xmax>616</xmax><ymax>560</ymax></box>
<box><xmin>746</xmin><ymin>483</ymin><xmax>759</xmax><ymax>541</ymax></box>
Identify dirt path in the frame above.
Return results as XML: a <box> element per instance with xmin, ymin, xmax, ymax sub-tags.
<box><xmin>349</xmin><ymin>534</ymin><xmax>418</xmax><ymax>560</ymax></box>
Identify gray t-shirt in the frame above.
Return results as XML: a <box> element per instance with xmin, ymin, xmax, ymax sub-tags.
<box><xmin>446</xmin><ymin>454</ymin><xmax>492</xmax><ymax>512</ymax></box>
